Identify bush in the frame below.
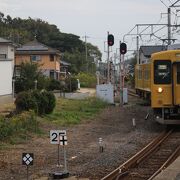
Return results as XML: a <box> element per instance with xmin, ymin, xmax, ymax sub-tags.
<box><xmin>15</xmin><ymin>90</ymin><xmax>56</xmax><ymax>115</ymax></box>
<box><xmin>15</xmin><ymin>91</ymin><xmax>37</xmax><ymax>112</ymax></box>
<box><xmin>0</xmin><ymin>111</ymin><xmax>38</xmax><ymax>141</ymax></box>
<box><xmin>47</xmin><ymin>79</ymin><xmax>60</xmax><ymax>91</ymax></box>
<box><xmin>31</xmin><ymin>90</ymin><xmax>49</xmax><ymax>114</ymax></box>
<box><xmin>42</xmin><ymin>91</ymin><xmax>56</xmax><ymax>114</ymax></box>
<box><xmin>65</xmin><ymin>77</ymin><xmax>78</xmax><ymax>92</ymax></box>
<box><xmin>75</xmin><ymin>72</ymin><xmax>96</xmax><ymax>88</ymax></box>
<box><xmin>0</xmin><ymin>117</ymin><xmax>14</xmax><ymax>140</ymax></box>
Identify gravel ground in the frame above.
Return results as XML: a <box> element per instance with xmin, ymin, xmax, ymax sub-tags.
<box><xmin>0</xmin><ymin>95</ymin><xmax>166</xmax><ymax>180</ymax></box>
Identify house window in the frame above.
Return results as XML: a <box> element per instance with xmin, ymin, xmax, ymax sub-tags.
<box><xmin>50</xmin><ymin>54</ymin><xmax>54</xmax><ymax>61</ymax></box>
<box><xmin>0</xmin><ymin>54</ymin><xmax>7</xmax><ymax>59</ymax></box>
<box><xmin>30</xmin><ymin>55</ymin><xmax>41</xmax><ymax>61</ymax></box>
<box><xmin>50</xmin><ymin>70</ymin><xmax>55</xmax><ymax>79</ymax></box>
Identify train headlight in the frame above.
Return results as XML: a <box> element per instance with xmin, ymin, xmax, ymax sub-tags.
<box><xmin>157</xmin><ymin>87</ymin><xmax>163</xmax><ymax>93</ymax></box>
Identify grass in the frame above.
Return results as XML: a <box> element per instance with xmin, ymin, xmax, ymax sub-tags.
<box><xmin>45</xmin><ymin>97</ymin><xmax>108</xmax><ymax>125</ymax></box>
<box><xmin>0</xmin><ymin>97</ymin><xmax>108</xmax><ymax>145</ymax></box>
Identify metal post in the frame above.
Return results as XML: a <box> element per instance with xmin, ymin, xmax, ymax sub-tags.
<box><xmin>63</xmin><ymin>146</ymin><xmax>68</xmax><ymax>173</ymax></box>
<box><xmin>107</xmin><ymin>31</ymin><xmax>110</xmax><ymax>83</ymax></box>
<box><xmin>119</xmin><ymin>41</ymin><xmax>123</xmax><ymax>106</ymax></box>
<box><xmin>12</xmin><ymin>78</ymin><xmax>15</xmax><ymax>100</ymax></box>
<box><xmin>27</xmin><ymin>165</ymin><xmax>29</xmax><ymax>180</ymax></box>
<box><xmin>136</xmin><ymin>35</ymin><xmax>139</xmax><ymax>64</ymax></box>
<box><xmin>168</xmin><ymin>7</ymin><xmax>171</xmax><ymax>45</ymax></box>
<box><xmin>85</xmin><ymin>34</ymin><xmax>88</xmax><ymax>72</ymax></box>
<box><xmin>114</xmin><ymin>53</ymin><xmax>117</xmax><ymax>96</ymax></box>
<box><xmin>57</xmin><ymin>144</ymin><xmax>60</xmax><ymax>167</ymax></box>
<box><xmin>69</xmin><ymin>76</ymin><xmax>71</xmax><ymax>92</ymax></box>
<box><xmin>34</xmin><ymin>80</ymin><xmax>37</xmax><ymax>90</ymax></box>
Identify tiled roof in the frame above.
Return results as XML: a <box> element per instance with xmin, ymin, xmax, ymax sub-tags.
<box><xmin>0</xmin><ymin>37</ymin><xmax>12</xmax><ymax>44</ymax></box>
<box><xmin>16</xmin><ymin>40</ymin><xmax>60</xmax><ymax>55</ymax></box>
<box><xmin>140</xmin><ymin>45</ymin><xmax>167</xmax><ymax>57</ymax></box>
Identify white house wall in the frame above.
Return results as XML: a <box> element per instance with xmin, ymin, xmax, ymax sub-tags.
<box><xmin>0</xmin><ymin>61</ymin><xmax>12</xmax><ymax>96</ymax></box>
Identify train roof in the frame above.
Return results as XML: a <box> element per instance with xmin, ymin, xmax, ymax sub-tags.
<box><xmin>151</xmin><ymin>49</ymin><xmax>180</xmax><ymax>57</ymax></box>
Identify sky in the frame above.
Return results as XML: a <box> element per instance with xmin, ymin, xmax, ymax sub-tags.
<box><xmin>1</xmin><ymin>0</ymin><xmax>179</xmax><ymax>60</ymax></box>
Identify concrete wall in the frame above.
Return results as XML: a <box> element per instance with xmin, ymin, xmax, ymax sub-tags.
<box><xmin>0</xmin><ymin>61</ymin><xmax>13</xmax><ymax>96</ymax></box>
<box><xmin>0</xmin><ymin>44</ymin><xmax>14</xmax><ymax>59</ymax></box>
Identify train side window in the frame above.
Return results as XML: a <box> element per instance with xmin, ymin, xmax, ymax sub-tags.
<box><xmin>154</xmin><ymin>60</ymin><xmax>171</xmax><ymax>84</ymax></box>
<box><xmin>177</xmin><ymin>64</ymin><xmax>180</xmax><ymax>84</ymax></box>
<box><xmin>138</xmin><ymin>69</ymin><xmax>142</xmax><ymax>79</ymax></box>
<box><xmin>144</xmin><ymin>70</ymin><xmax>149</xmax><ymax>80</ymax></box>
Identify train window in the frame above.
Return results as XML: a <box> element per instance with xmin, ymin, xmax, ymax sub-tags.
<box><xmin>177</xmin><ymin>64</ymin><xmax>180</xmax><ymax>84</ymax></box>
<box><xmin>154</xmin><ymin>60</ymin><xmax>171</xmax><ymax>84</ymax></box>
<box><xmin>144</xmin><ymin>70</ymin><xmax>149</xmax><ymax>80</ymax></box>
<box><xmin>138</xmin><ymin>69</ymin><xmax>142</xmax><ymax>79</ymax></box>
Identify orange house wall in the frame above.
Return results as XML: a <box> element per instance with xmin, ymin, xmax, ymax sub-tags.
<box><xmin>15</xmin><ymin>54</ymin><xmax>60</xmax><ymax>71</ymax></box>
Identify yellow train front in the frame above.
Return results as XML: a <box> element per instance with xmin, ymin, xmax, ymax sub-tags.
<box><xmin>135</xmin><ymin>50</ymin><xmax>180</xmax><ymax>124</ymax></box>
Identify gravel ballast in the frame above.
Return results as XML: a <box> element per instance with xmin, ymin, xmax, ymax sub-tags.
<box><xmin>0</xmin><ymin>96</ymin><xmax>166</xmax><ymax>180</ymax></box>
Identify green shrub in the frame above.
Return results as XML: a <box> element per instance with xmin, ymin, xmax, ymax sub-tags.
<box><xmin>41</xmin><ymin>91</ymin><xmax>56</xmax><ymax>114</ymax></box>
<box><xmin>65</xmin><ymin>77</ymin><xmax>78</xmax><ymax>92</ymax></box>
<box><xmin>31</xmin><ymin>90</ymin><xmax>48</xmax><ymax>114</ymax></box>
<box><xmin>0</xmin><ymin>111</ymin><xmax>38</xmax><ymax>141</ymax></box>
<box><xmin>47</xmin><ymin>79</ymin><xmax>60</xmax><ymax>91</ymax></box>
<box><xmin>15</xmin><ymin>78</ymin><xmax>25</xmax><ymax>93</ymax></box>
<box><xmin>15</xmin><ymin>91</ymin><xmax>37</xmax><ymax>112</ymax></box>
<box><xmin>11</xmin><ymin>111</ymin><xmax>38</xmax><ymax>133</ymax></box>
<box><xmin>15</xmin><ymin>90</ymin><xmax>56</xmax><ymax>115</ymax></box>
<box><xmin>0</xmin><ymin>117</ymin><xmax>14</xmax><ymax>140</ymax></box>
<box><xmin>75</xmin><ymin>72</ymin><xmax>96</xmax><ymax>88</ymax></box>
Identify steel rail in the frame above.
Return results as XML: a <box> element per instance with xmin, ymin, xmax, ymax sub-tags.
<box><xmin>101</xmin><ymin>130</ymin><xmax>173</xmax><ymax>180</ymax></box>
<box><xmin>148</xmin><ymin>145</ymin><xmax>180</xmax><ymax>180</ymax></box>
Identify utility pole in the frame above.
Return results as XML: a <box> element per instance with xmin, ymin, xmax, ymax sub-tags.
<box><xmin>107</xmin><ymin>31</ymin><xmax>110</xmax><ymax>83</ymax></box>
<box><xmin>136</xmin><ymin>35</ymin><xmax>139</xmax><ymax>64</ymax></box>
<box><xmin>119</xmin><ymin>41</ymin><xmax>123</xmax><ymax>106</ymax></box>
<box><xmin>83</xmin><ymin>34</ymin><xmax>89</xmax><ymax>72</ymax></box>
<box><xmin>167</xmin><ymin>7</ymin><xmax>171</xmax><ymax>45</ymax></box>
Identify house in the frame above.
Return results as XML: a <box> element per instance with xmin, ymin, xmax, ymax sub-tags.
<box><xmin>139</xmin><ymin>45</ymin><xmax>167</xmax><ymax>64</ymax></box>
<box><xmin>0</xmin><ymin>37</ymin><xmax>15</xmax><ymax>102</ymax></box>
<box><xmin>15</xmin><ymin>40</ymin><xmax>61</xmax><ymax>79</ymax></box>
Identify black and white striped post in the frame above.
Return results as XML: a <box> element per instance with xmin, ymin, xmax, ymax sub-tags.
<box><xmin>99</xmin><ymin>137</ymin><xmax>104</xmax><ymax>153</ymax></box>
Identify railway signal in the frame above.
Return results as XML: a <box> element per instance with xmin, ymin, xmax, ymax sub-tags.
<box><xmin>120</xmin><ymin>42</ymin><xmax>127</xmax><ymax>54</ymax></box>
<box><xmin>107</xmin><ymin>34</ymin><xmax>114</xmax><ymax>46</ymax></box>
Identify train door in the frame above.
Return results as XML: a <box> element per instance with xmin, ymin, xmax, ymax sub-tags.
<box><xmin>173</xmin><ymin>62</ymin><xmax>180</xmax><ymax>105</ymax></box>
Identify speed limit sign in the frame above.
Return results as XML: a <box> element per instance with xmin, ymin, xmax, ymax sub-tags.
<box><xmin>50</xmin><ymin>130</ymin><xmax>66</xmax><ymax>144</ymax></box>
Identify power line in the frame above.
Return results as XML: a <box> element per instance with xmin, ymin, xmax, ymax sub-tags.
<box><xmin>160</xmin><ymin>0</ymin><xmax>169</xmax><ymax>8</ymax></box>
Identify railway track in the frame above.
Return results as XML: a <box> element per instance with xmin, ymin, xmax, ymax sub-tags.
<box><xmin>101</xmin><ymin>129</ymin><xmax>180</xmax><ymax>180</ymax></box>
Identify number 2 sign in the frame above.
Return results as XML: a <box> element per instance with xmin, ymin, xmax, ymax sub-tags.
<box><xmin>50</xmin><ymin>130</ymin><xmax>66</xmax><ymax>144</ymax></box>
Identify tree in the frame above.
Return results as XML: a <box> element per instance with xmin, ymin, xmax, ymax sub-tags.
<box><xmin>15</xmin><ymin>62</ymin><xmax>46</xmax><ymax>93</ymax></box>
<box><xmin>0</xmin><ymin>13</ymin><xmax>102</xmax><ymax>75</ymax></box>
